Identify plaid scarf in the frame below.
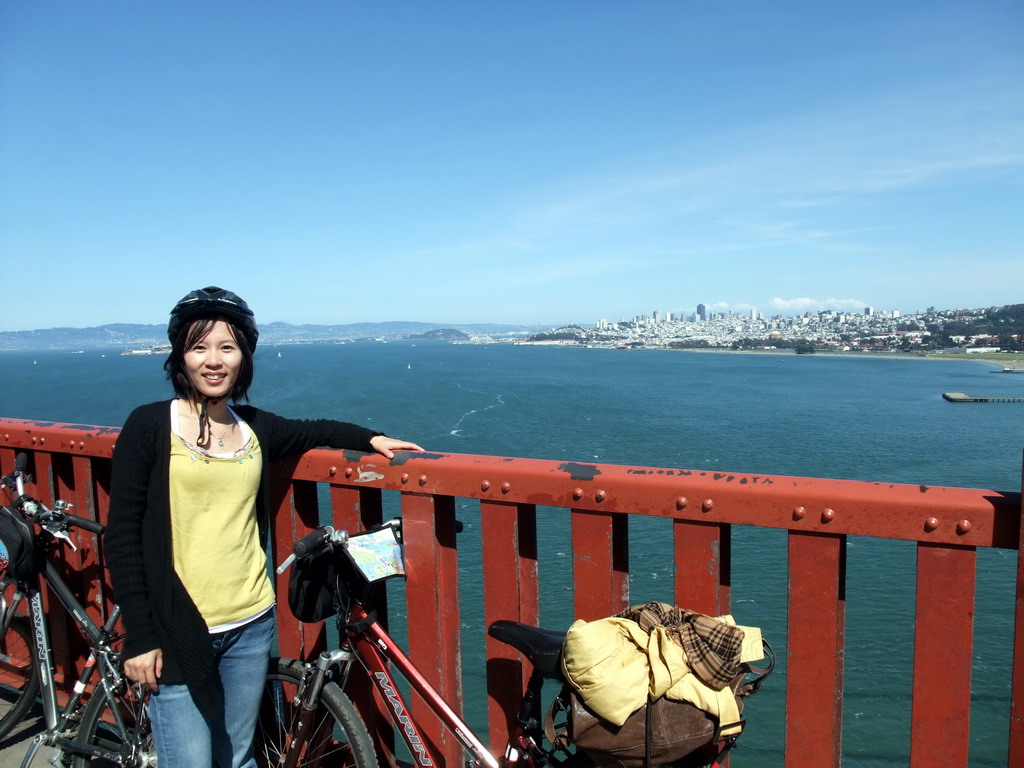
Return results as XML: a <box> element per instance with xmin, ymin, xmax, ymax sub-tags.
<box><xmin>616</xmin><ymin>601</ymin><xmax>744</xmax><ymax>691</ymax></box>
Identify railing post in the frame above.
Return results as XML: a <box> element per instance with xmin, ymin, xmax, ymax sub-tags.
<box><xmin>571</xmin><ymin>509</ymin><xmax>629</xmax><ymax>620</ymax></box>
<box><xmin>481</xmin><ymin>500</ymin><xmax>539</xmax><ymax>748</ymax></box>
<box><xmin>1009</xmin><ymin>449</ymin><xmax>1024</xmax><ymax>766</ymax></box>
<box><xmin>403</xmin><ymin>492</ymin><xmax>462</xmax><ymax>768</ymax></box>
<box><xmin>673</xmin><ymin>519</ymin><xmax>731</xmax><ymax>616</ymax></box>
<box><xmin>785</xmin><ymin>531</ymin><xmax>846</xmax><ymax>768</ymax></box>
<box><xmin>270</xmin><ymin>473</ymin><xmax>323</xmax><ymax>660</ymax></box>
<box><xmin>910</xmin><ymin>543</ymin><xmax>975</xmax><ymax>767</ymax></box>
<box><xmin>89</xmin><ymin>455</ymin><xmax>115</xmax><ymax>616</ymax></box>
<box><xmin>330</xmin><ymin>484</ymin><xmax>395</xmax><ymax>758</ymax></box>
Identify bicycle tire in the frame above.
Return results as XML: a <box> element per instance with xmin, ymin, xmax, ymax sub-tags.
<box><xmin>0</xmin><ymin>614</ymin><xmax>40</xmax><ymax>739</ymax></box>
<box><xmin>73</xmin><ymin>679</ymin><xmax>156</xmax><ymax>768</ymax></box>
<box><xmin>256</xmin><ymin>657</ymin><xmax>378</xmax><ymax>768</ymax></box>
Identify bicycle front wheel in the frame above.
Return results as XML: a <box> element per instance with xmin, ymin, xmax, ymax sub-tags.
<box><xmin>0</xmin><ymin>614</ymin><xmax>40</xmax><ymax>739</ymax></box>
<box><xmin>73</xmin><ymin>680</ymin><xmax>155</xmax><ymax>768</ymax></box>
<box><xmin>256</xmin><ymin>657</ymin><xmax>378</xmax><ymax>768</ymax></box>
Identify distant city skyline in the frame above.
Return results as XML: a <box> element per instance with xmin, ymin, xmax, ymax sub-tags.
<box><xmin>3</xmin><ymin>299</ymin><xmax>1014</xmax><ymax>355</ymax></box>
<box><xmin>1</xmin><ymin>2</ymin><xmax>1020</xmax><ymax>332</ymax></box>
<box><xmin>3</xmin><ymin>298</ymin><xmax>1013</xmax><ymax>341</ymax></box>
<box><xmin>544</xmin><ymin>302</ymin><xmax>1021</xmax><ymax>354</ymax></box>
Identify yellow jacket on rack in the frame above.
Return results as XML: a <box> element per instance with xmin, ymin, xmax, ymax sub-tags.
<box><xmin>560</xmin><ymin>612</ymin><xmax>763</xmax><ymax>735</ymax></box>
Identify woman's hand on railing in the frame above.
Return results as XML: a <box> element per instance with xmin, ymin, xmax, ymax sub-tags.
<box><xmin>369</xmin><ymin>435</ymin><xmax>424</xmax><ymax>459</ymax></box>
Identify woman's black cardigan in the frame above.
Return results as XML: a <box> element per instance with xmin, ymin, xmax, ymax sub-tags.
<box><xmin>104</xmin><ymin>400</ymin><xmax>381</xmax><ymax>719</ymax></box>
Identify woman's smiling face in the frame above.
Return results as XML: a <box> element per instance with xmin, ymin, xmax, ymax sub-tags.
<box><xmin>183</xmin><ymin>320</ymin><xmax>243</xmax><ymax>400</ymax></box>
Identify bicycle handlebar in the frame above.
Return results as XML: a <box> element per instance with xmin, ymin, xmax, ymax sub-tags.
<box><xmin>62</xmin><ymin>513</ymin><xmax>104</xmax><ymax>535</ymax></box>
<box><xmin>293</xmin><ymin>526</ymin><xmax>345</xmax><ymax>559</ymax></box>
<box><xmin>1</xmin><ymin>452</ymin><xmax>105</xmax><ymax>537</ymax></box>
<box><xmin>275</xmin><ymin>525</ymin><xmax>350</xmax><ymax>575</ymax></box>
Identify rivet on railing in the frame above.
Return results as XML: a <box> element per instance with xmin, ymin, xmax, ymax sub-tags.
<box><xmin>345</xmin><ymin>467</ymin><xmax>354</xmax><ymax>479</ymax></box>
<box><xmin>501</xmin><ymin>482</ymin><xmax>511</xmax><ymax>494</ymax></box>
<box><xmin>924</xmin><ymin>517</ymin><xmax>940</xmax><ymax>532</ymax></box>
<box><xmin>702</xmin><ymin>499</ymin><xmax>714</xmax><ymax>513</ymax></box>
<box><xmin>957</xmin><ymin>520</ymin><xmax>972</xmax><ymax>534</ymax></box>
<box><xmin>793</xmin><ymin>506</ymin><xmax>806</xmax><ymax>520</ymax></box>
<box><xmin>418</xmin><ymin>474</ymin><xmax>427</xmax><ymax>486</ymax></box>
<box><xmin>401</xmin><ymin>473</ymin><xmax>410</xmax><ymax>484</ymax></box>
<box><xmin>329</xmin><ymin>466</ymin><xmax>337</xmax><ymax>477</ymax></box>
<box><xmin>675</xmin><ymin>497</ymin><xmax>688</xmax><ymax>510</ymax></box>
<box><xmin>481</xmin><ymin>480</ymin><xmax>490</xmax><ymax>492</ymax></box>
<box><xmin>573</xmin><ymin>488</ymin><xmax>584</xmax><ymax>500</ymax></box>
<box><xmin>821</xmin><ymin>508</ymin><xmax>835</xmax><ymax>522</ymax></box>
<box><xmin>31</xmin><ymin>437</ymin><xmax>37</xmax><ymax>444</ymax></box>
<box><xmin>595</xmin><ymin>490</ymin><xmax>606</xmax><ymax>502</ymax></box>
<box><xmin>40</xmin><ymin>438</ymin><xmax>45</xmax><ymax>445</ymax></box>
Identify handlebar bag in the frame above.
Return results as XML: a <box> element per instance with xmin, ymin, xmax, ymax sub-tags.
<box><xmin>0</xmin><ymin>506</ymin><xmax>41</xmax><ymax>580</ymax></box>
<box><xmin>287</xmin><ymin>525</ymin><xmax>405</xmax><ymax>624</ymax></box>
<box><xmin>288</xmin><ymin>547</ymin><xmax>342</xmax><ymax>624</ymax></box>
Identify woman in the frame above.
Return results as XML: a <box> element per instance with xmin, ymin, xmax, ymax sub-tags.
<box><xmin>105</xmin><ymin>286</ymin><xmax>422</xmax><ymax>768</ymax></box>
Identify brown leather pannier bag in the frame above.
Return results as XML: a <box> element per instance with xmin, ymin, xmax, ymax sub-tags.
<box><xmin>547</xmin><ymin>649</ymin><xmax>773</xmax><ymax>768</ymax></box>
<box><xmin>554</xmin><ymin>680</ymin><xmax>742</xmax><ymax>767</ymax></box>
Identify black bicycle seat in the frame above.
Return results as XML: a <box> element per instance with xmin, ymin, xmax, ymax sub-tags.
<box><xmin>488</xmin><ymin>620</ymin><xmax>566</xmax><ymax>679</ymax></box>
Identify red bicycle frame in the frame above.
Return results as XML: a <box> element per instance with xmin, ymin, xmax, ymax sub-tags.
<box><xmin>344</xmin><ymin>603</ymin><xmax>510</xmax><ymax>768</ymax></box>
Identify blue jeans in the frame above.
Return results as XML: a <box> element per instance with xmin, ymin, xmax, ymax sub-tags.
<box><xmin>149</xmin><ymin>611</ymin><xmax>275</xmax><ymax>768</ymax></box>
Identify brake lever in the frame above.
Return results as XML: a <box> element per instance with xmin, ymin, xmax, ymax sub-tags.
<box><xmin>49</xmin><ymin>527</ymin><xmax>78</xmax><ymax>552</ymax></box>
<box><xmin>40</xmin><ymin>509</ymin><xmax>79</xmax><ymax>552</ymax></box>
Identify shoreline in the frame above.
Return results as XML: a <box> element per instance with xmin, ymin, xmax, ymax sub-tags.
<box><xmin>583</xmin><ymin>344</ymin><xmax>1024</xmax><ymax>369</ymax></box>
<box><xmin>694</xmin><ymin>348</ymin><xmax>1024</xmax><ymax>368</ymax></box>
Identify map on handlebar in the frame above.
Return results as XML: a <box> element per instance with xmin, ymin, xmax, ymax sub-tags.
<box><xmin>344</xmin><ymin>526</ymin><xmax>405</xmax><ymax>582</ymax></box>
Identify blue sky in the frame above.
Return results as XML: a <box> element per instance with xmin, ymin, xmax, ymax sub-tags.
<box><xmin>1</xmin><ymin>1</ymin><xmax>1021</xmax><ymax>331</ymax></box>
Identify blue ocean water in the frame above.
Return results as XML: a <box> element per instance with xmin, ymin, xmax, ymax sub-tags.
<box><xmin>1</xmin><ymin>343</ymin><xmax>1021</xmax><ymax>765</ymax></box>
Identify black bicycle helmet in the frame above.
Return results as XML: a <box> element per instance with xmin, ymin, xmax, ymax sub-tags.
<box><xmin>167</xmin><ymin>286</ymin><xmax>259</xmax><ymax>351</ymax></box>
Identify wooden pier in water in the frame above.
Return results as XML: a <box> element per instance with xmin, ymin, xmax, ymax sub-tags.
<box><xmin>943</xmin><ymin>391</ymin><xmax>1024</xmax><ymax>403</ymax></box>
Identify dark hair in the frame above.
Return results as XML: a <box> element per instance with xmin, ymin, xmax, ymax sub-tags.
<box><xmin>164</xmin><ymin>316</ymin><xmax>255</xmax><ymax>402</ymax></box>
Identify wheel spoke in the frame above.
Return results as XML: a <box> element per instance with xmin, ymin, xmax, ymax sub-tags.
<box><xmin>0</xmin><ymin>616</ymin><xmax>40</xmax><ymax>740</ymax></box>
<box><xmin>74</xmin><ymin>682</ymin><xmax>156</xmax><ymax>768</ymax></box>
<box><xmin>256</xmin><ymin>659</ymin><xmax>377</xmax><ymax>768</ymax></box>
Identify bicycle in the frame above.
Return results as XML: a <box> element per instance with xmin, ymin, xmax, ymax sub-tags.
<box><xmin>0</xmin><ymin>452</ymin><xmax>156</xmax><ymax>768</ymax></box>
<box><xmin>260</xmin><ymin>520</ymin><xmax>773</xmax><ymax>768</ymax></box>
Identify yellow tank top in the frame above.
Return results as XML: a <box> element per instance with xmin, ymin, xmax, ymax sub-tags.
<box><xmin>169</xmin><ymin>420</ymin><xmax>275</xmax><ymax>630</ymax></box>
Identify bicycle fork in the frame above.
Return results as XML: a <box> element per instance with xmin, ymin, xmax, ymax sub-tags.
<box><xmin>281</xmin><ymin>649</ymin><xmax>355</xmax><ymax>768</ymax></box>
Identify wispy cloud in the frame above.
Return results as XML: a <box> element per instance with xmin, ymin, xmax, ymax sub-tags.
<box><xmin>493</xmin><ymin>72</ymin><xmax>1024</xmax><ymax>248</ymax></box>
<box><xmin>344</xmin><ymin>68</ymin><xmax>1023</xmax><ymax>323</ymax></box>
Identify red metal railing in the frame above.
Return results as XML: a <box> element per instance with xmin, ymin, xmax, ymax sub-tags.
<box><xmin>0</xmin><ymin>417</ymin><xmax>1021</xmax><ymax>768</ymax></box>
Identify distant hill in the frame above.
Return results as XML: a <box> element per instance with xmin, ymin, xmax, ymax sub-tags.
<box><xmin>407</xmin><ymin>328</ymin><xmax>471</xmax><ymax>341</ymax></box>
<box><xmin>0</xmin><ymin>321</ymin><xmax>536</xmax><ymax>351</ymax></box>
<box><xmin>0</xmin><ymin>324</ymin><xmax>169</xmax><ymax>351</ymax></box>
